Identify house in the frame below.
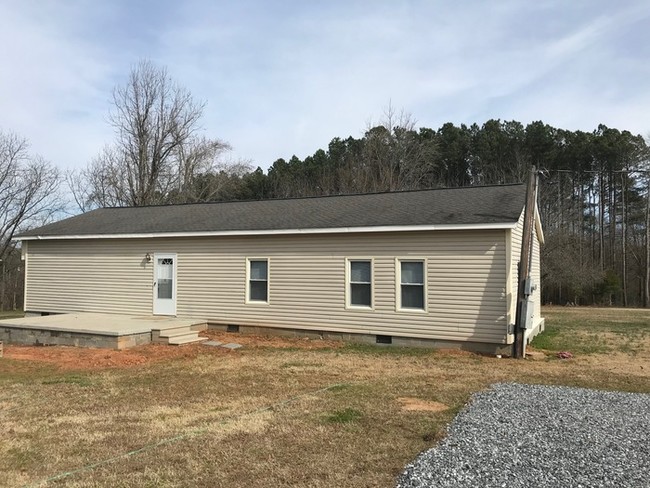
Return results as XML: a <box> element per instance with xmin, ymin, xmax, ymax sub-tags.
<box><xmin>14</xmin><ymin>184</ymin><xmax>544</xmax><ymax>354</ymax></box>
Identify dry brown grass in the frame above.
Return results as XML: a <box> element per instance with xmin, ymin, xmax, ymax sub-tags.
<box><xmin>1</xmin><ymin>306</ymin><xmax>649</xmax><ymax>487</ymax></box>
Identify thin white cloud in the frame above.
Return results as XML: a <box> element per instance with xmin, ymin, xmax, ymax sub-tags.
<box><xmin>0</xmin><ymin>0</ymin><xmax>649</xmax><ymax>174</ymax></box>
<box><xmin>0</xmin><ymin>2</ymin><xmax>118</xmax><ymax>168</ymax></box>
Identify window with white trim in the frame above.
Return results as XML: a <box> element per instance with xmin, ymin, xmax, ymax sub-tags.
<box><xmin>348</xmin><ymin>259</ymin><xmax>372</xmax><ymax>308</ymax></box>
<box><xmin>247</xmin><ymin>259</ymin><xmax>269</xmax><ymax>303</ymax></box>
<box><xmin>399</xmin><ymin>260</ymin><xmax>425</xmax><ymax>310</ymax></box>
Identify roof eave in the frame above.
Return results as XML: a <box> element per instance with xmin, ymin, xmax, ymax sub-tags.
<box><xmin>15</xmin><ymin>222</ymin><xmax>518</xmax><ymax>241</ymax></box>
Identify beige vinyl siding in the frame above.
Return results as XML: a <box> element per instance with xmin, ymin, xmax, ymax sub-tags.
<box><xmin>509</xmin><ymin>210</ymin><xmax>525</xmax><ymax>328</ymax></box>
<box><xmin>25</xmin><ymin>229</ymin><xmax>509</xmax><ymax>344</ymax></box>
<box><xmin>25</xmin><ymin>242</ymin><xmax>153</xmax><ymax>315</ymax></box>
<box><xmin>530</xmin><ymin>223</ymin><xmax>542</xmax><ymax>327</ymax></box>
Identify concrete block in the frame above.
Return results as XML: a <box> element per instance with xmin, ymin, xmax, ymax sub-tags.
<box><xmin>207</xmin><ymin>324</ymin><xmax>229</xmax><ymax>332</ymax></box>
<box><xmin>190</xmin><ymin>322</ymin><xmax>208</xmax><ymax>332</ymax></box>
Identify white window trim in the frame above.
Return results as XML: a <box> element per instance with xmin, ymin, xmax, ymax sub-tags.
<box><xmin>345</xmin><ymin>257</ymin><xmax>375</xmax><ymax>310</ymax></box>
<box><xmin>245</xmin><ymin>257</ymin><xmax>270</xmax><ymax>305</ymax></box>
<box><xmin>395</xmin><ymin>258</ymin><xmax>428</xmax><ymax>313</ymax></box>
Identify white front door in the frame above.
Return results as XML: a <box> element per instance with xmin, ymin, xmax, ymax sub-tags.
<box><xmin>153</xmin><ymin>253</ymin><xmax>177</xmax><ymax>315</ymax></box>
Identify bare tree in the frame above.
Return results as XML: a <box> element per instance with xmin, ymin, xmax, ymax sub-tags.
<box><xmin>67</xmin><ymin>146</ymin><xmax>122</xmax><ymax>210</ymax></box>
<box><xmin>0</xmin><ymin>131</ymin><xmax>61</xmax><ymax>255</ymax></box>
<box><xmin>0</xmin><ymin>130</ymin><xmax>61</xmax><ymax>309</ymax></box>
<box><xmin>170</xmin><ymin>136</ymin><xmax>245</xmax><ymax>202</ymax></box>
<box><xmin>359</xmin><ymin>103</ymin><xmax>438</xmax><ymax>192</ymax></box>
<box><xmin>74</xmin><ymin>60</ymin><xmax>233</xmax><ymax>209</ymax></box>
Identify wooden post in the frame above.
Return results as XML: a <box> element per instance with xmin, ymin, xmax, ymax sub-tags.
<box><xmin>514</xmin><ymin>167</ymin><xmax>538</xmax><ymax>359</ymax></box>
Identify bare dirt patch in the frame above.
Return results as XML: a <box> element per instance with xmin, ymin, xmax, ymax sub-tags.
<box><xmin>1</xmin><ymin>331</ymin><xmax>344</xmax><ymax>372</ymax></box>
<box><xmin>3</xmin><ymin>343</ymin><xmax>207</xmax><ymax>371</ymax></box>
<box><xmin>202</xmin><ymin>330</ymin><xmax>345</xmax><ymax>350</ymax></box>
<box><xmin>398</xmin><ymin>397</ymin><xmax>450</xmax><ymax>412</ymax></box>
<box><xmin>525</xmin><ymin>349</ymin><xmax>547</xmax><ymax>361</ymax></box>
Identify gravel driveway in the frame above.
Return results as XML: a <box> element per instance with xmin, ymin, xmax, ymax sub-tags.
<box><xmin>396</xmin><ymin>383</ymin><xmax>650</xmax><ymax>488</ymax></box>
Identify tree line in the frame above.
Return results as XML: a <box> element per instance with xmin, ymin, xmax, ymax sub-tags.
<box><xmin>1</xmin><ymin>61</ymin><xmax>649</xmax><ymax>311</ymax></box>
<box><xmin>239</xmin><ymin>118</ymin><xmax>650</xmax><ymax>308</ymax></box>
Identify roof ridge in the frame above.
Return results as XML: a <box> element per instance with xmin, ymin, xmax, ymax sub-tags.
<box><xmin>101</xmin><ymin>183</ymin><xmax>525</xmax><ymax>210</ymax></box>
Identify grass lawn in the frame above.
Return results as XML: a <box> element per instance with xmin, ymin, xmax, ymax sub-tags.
<box><xmin>1</xmin><ymin>306</ymin><xmax>649</xmax><ymax>487</ymax></box>
<box><xmin>0</xmin><ymin>310</ymin><xmax>23</xmax><ymax>320</ymax></box>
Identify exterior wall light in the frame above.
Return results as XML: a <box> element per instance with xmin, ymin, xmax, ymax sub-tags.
<box><xmin>145</xmin><ymin>253</ymin><xmax>152</xmax><ymax>263</ymax></box>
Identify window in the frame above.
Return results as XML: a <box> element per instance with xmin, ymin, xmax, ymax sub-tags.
<box><xmin>156</xmin><ymin>257</ymin><xmax>174</xmax><ymax>299</ymax></box>
<box><xmin>247</xmin><ymin>259</ymin><xmax>269</xmax><ymax>303</ymax></box>
<box><xmin>348</xmin><ymin>259</ymin><xmax>372</xmax><ymax>308</ymax></box>
<box><xmin>399</xmin><ymin>260</ymin><xmax>425</xmax><ymax>310</ymax></box>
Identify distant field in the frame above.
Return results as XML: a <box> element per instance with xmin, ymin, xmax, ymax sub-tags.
<box><xmin>533</xmin><ymin>306</ymin><xmax>650</xmax><ymax>355</ymax></box>
<box><xmin>1</xmin><ymin>306</ymin><xmax>648</xmax><ymax>487</ymax></box>
<box><xmin>0</xmin><ymin>310</ymin><xmax>23</xmax><ymax>320</ymax></box>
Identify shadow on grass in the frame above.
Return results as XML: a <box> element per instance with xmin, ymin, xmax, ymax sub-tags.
<box><xmin>41</xmin><ymin>374</ymin><xmax>93</xmax><ymax>387</ymax></box>
<box><xmin>338</xmin><ymin>343</ymin><xmax>437</xmax><ymax>357</ymax></box>
<box><xmin>325</xmin><ymin>407</ymin><xmax>363</xmax><ymax>424</ymax></box>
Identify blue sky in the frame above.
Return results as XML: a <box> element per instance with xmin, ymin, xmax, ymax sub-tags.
<box><xmin>1</xmin><ymin>0</ymin><xmax>649</xmax><ymax>171</ymax></box>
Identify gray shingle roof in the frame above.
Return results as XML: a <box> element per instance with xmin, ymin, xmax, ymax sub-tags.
<box><xmin>17</xmin><ymin>184</ymin><xmax>526</xmax><ymax>238</ymax></box>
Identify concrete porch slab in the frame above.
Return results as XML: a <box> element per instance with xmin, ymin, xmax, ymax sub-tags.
<box><xmin>0</xmin><ymin>313</ymin><xmax>207</xmax><ymax>349</ymax></box>
<box><xmin>0</xmin><ymin>313</ymin><xmax>203</xmax><ymax>336</ymax></box>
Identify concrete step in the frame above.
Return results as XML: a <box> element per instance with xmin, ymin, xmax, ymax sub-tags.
<box><xmin>189</xmin><ymin>322</ymin><xmax>208</xmax><ymax>332</ymax></box>
<box><xmin>160</xmin><ymin>329</ymin><xmax>198</xmax><ymax>339</ymax></box>
<box><xmin>153</xmin><ymin>325</ymin><xmax>194</xmax><ymax>339</ymax></box>
<box><xmin>151</xmin><ymin>321</ymin><xmax>207</xmax><ymax>340</ymax></box>
<box><xmin>152</xmin><ymin>322</ymin><xmax>209</xmax><ymax>345</ymax></box>
<box><xmin>167</xmin><ymin>333</ymin><xmax>209</xmax><ymax>346</ymax></box>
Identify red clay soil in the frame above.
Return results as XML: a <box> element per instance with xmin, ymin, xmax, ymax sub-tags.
<box><xmin>202</xmin><ymin>330</ymin><xmax>345</xmax><ymax>351</ymax></box>
<box><xmin>1</xmin><ymin>330</ymin><xmax>344</xmax><ymax>371</ymax></box>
